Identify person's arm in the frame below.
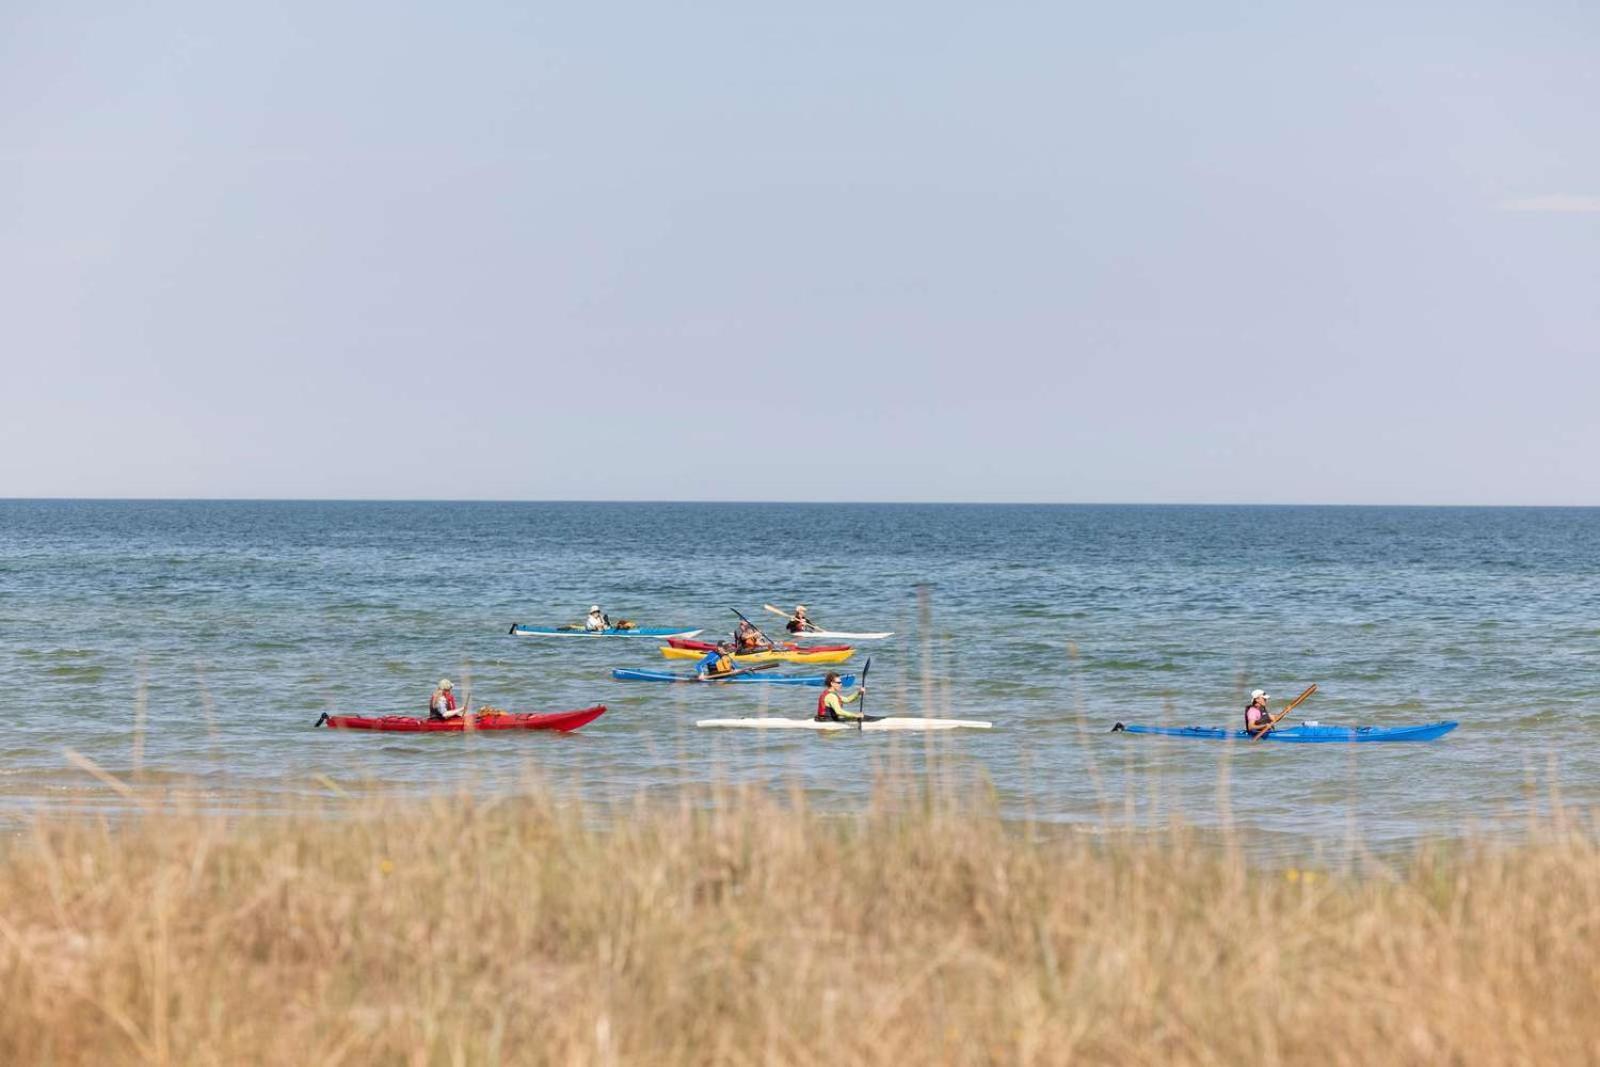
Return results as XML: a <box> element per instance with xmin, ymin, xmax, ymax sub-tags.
<box><xmin>828</xmin><ymin>690</ymin><xmax>865</xmax><ymax>721</ymax></box>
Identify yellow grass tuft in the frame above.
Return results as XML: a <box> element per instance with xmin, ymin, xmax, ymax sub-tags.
<box><xmin>1</xmin><ymin>784</ymin><xmax>1597</xmax><ymax>1064</ymax></box>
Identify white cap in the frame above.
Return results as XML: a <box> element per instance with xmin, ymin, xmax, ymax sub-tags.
<box><xmin>795</xmin><ymin>604</ymin><xmax>807</xmax><ymax>612</ymax></box>
<box><xmin>589</xmin><ymin>605</ymin><xmax>601</xmax><ymax>613</ymax></box>
<box><xmin>1250</xmin><ymin>689</ymin><xmax>1268</xmax><ymax>700</ymax></box>
<box><xmin>440</xmin><ymin>678</ymin><xmax>453</xmax><ymax>690</ymax></box>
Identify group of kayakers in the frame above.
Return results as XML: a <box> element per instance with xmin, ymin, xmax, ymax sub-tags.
<box><xmin>443</xmin><ymin>603</ymin><xmax>866</xmax><ymax>722</ymax></box>
<box><xmin>475</xmin><ymin>602</ymin><xmax>1293</xmax><ymax>732</ymax></box>
<box><xmin>664</xmin><ymin>607</ymin><xmax>862</xmax><ymax>721</ymax></box>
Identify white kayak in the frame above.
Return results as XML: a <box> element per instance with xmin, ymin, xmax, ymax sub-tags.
<box><xmin>696</xmin><ymin>717</ymin><xmax>991</xmax><ymax>732</ymax></box>
<box><xmin>789</xmin><ymin>629</ymin><xmax>894</xmax><ymax>641</ymax></box>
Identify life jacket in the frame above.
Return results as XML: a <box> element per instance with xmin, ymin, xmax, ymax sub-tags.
<box><xmin>816</xmin><ymin>690</ymin><xmax>833</xmax><ymax>721</ymax></box>
<box><xmin>430</xmin><ymin>691</ymin><xmax>457</xmax><ymax>717</ymax></box>
<box><xmin>1244</xmin><ymin>703</ymin><xmax>1266</xmax><ymax>731</ymax></box>
<box><xmin>709</xmin><ymin>654</ymin><xmax>735</xmax><ymax>676</ymax></box>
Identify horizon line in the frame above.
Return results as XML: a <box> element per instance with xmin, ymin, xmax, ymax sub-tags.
<box><xmin>3</xmin><ymin>496</ymin><xmax>1598</xmax><ymax>509</ymax></box>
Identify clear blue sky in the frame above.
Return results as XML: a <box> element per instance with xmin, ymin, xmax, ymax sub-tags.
<box><xmin>3</xmin><ymin>1</ymin><xmax>1596</xmax><ymax>503</ymax></box>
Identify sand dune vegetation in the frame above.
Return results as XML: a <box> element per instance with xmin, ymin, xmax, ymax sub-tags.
<box><xmin>1</xmin><ymin>775</ymin><xmax>1597</xmax><ymax>1065</ymax></box>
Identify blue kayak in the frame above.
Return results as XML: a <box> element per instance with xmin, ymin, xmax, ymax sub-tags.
<box><xmin>510</xmin><ymin>624</ymin><xmax>702</xmax><ymax>638</ymax></box>
<box><xmin>1112</xmin><ymin>721</ymin><xmax>1458</xmax><ymax>743</ymax></box>
<box><xmin>612</xmin><ymin>668</ymin><xmax>854</xmax><ymax>687</ymax></box>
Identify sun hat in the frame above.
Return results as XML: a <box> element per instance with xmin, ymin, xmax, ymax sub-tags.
<box><xmin>589</xmin><ymin>605</ymin><xmax>601</xmax><ymax>613</ymax></box>
<box><xmin>1250</xmin><ymin>689</ymin><xmax>1268</xmax><ymax>700</ymax></box>
<box><xmin>439</xmin><ymin>678</ymin><xmax>453</xmax><ymax>690</ymax></box>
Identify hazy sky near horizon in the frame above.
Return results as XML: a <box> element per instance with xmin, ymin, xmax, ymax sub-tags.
<box><xmin>3</xmin><ymin>1</ymin><xmax>1597</xmax><ymax>503</ymax></box>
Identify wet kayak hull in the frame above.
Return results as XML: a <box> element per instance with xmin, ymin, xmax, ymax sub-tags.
<box><xmin>665</xmin><ymin>638</ymin><xmax>853</xmax><ymax>654</ymax></box>
<box><xmin>321</xmin><ymin>707</ymin><xmax>606</xmax><ymax>733</ymax></box>
<box><xmin>511</xmin><ymin>625</ymin><xmax>701</xmax><ymax>638</ymax></box>
<box><xmin>790</xmin><ymin>630</ymin><xmax>893</xmax><ymax>641</ymax></box>
<box><xmin>697</xmin><ymin>717</ymin><xmax>991</xmax><ymax>732</ymax></box>
<box><xmin>612</xmin><ymin>669</ymin><xmax>851</xmax><ymax>687</ymax></box>
<box><xmin>661</xmin><ymin>646</ymin><xmax>854</xmax><ymax>665</ymax></box>
<box><xmin>1113</xmin><ymin>721</ymin><xmax>1458</xmax><ymax>743</ymax></box>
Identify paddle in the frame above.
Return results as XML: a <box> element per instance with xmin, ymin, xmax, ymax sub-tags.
<box><xmin>1249</xmin><ymin>683</ymin><xmax>1318</xmax><ymax>740</ymax></box>
<box><xmin>763</xmin><ymin>603</ymin><xmax>820</xmax><ymax>633</ymax></box>
<box><xmin>698</xmin><ymin>662</ymin><xmax>782</xmax><ymax>682</ymax></box>
<box><xmin>855</xmin><ymin>657</ymin><xmax>871</xmax><ymax>730</ymax></box>
<box><xmin>731</xmin><ymin>607</ymin><xmax>785</xmax><ymax>651</ymax></box>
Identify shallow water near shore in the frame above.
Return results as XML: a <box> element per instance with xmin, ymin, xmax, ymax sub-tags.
<box><xmin>2</xmin><ymin>500</ymin><xmax>1597</xmax><ymax>855</ymax></box>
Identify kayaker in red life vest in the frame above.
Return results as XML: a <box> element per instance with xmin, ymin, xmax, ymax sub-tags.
<box><xmin>1244</xmin><ymin>690</ymin><xmax>1271</xmax><ymax>735</ymax></box>
<box><xmin>732</xmin><ymin>619</ymin><xmax>771</xmax><ymax>653</ymax></box>
<box><xmin>785</xmin><ymin>605</ymin><xmax>816</xmax><ymax>634</ymax></box>
<box><xmin>815</xmin><ymin>671</ymin><xmax>867</xmax><ymax>722</ymax></box>
<box><xmin>429</xmin><ymin>678</ymin><xmax>463</xmax><ymax>721</ymax></box>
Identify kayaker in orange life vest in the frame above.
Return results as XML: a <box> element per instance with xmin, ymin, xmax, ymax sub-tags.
<box><xmin>815</xmin><ymin>671</ymin><xmax>867</xmax><ymax>722</ymax></box>
<box><xmin>429</xmin><ymin>678</ymin><xmax>463</xmax><ymax>721</ymax></box>
<box><xmin>1244</xmin><ymin>689</ymin><xmax>1272</xmax><ymax>735</ymax></box>
<box><xmin>732</xmin><ymin>618</ymin><xmax>771</xmax><ymax>653</ymax></box>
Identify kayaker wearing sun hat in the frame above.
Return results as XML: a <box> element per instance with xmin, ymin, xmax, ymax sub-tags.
<box><xmin>584</xmin><ymin>606</ymin><xmax>610</xmax><ymax>632</ymax></box>
<box><xmin>1245</xmin><ymin>690</ymin><xmax>1271</xmax><ymax>735</ymax></box>
<box><xmin>429</xmin><ymin>678</ymin><xmax>462</xmax><ymax>721</ymax></box>
<box><xmin>815</xmin><ymin>671</ymin><xmax>867</xmax><ymax>722</ymax></box>
<box><xmin>732</xmin><ymin>618</ymin><xmax>771</xmax><ymax>652</ymax></box>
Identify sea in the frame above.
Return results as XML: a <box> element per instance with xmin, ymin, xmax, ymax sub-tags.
<box><xmin>3</xmin><ymin>500</ymin><xmax>1597</xmax><ymax>858</ymax></box>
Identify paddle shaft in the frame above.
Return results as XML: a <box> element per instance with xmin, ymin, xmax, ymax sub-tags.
<box><xmin>1250</xmin><ymin>683</ymin><xmax>1318</xmax><ymax>740</ymax></box>
<box><xmin>763</xmin><ymin>603</ymin><xmax>820</xmax><ymax>632</ymax></box>
<box><xmin>731</xmin><ymin>607</ymin><xmax>783</xmax><ymax>649</ymax></box>
<box><xmin>855</xmin><ymin>658</ymin><xmax>871</xmax><ymax>729</ymax></box>
<box><xmin>700</xmin><ymin>662</ymin><xmax>781</xmax><ymax>681</ymax></box>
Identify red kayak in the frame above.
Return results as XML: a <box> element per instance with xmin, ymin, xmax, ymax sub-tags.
<box><xmin>664</xmin><ymin>637</ymin><xmax>854</xmax><ymax>654</ymax></box>
<box><xmin>317</xmin><ymin>706</ymin><xmax>605</xmax><ymax>733</ymax></box>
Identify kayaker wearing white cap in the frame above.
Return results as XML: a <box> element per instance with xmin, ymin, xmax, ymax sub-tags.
<box><xmin>584</xmin><ymin>606</ymin><xmax>610</xmax><ymax>632</ymax></box>
<box><xmin>1245</xmin><ymin>690</ymin><xmax>1271</xmax><ymax>736</ymax></box>
<box><xmin>785</xmin><ymin>605</ymin><xmax>816</xmax><ymax>634</ymax></box>
<box><xmin>429</xmin><ymin>678</ymin><xmax>462</xmax><ymax>721</ymax></box>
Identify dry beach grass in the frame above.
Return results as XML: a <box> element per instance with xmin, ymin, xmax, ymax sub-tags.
<box><xmin>2</xmin><ymin>774</ymin><xmax>1598</xmax><ymax>1066</ymax></box>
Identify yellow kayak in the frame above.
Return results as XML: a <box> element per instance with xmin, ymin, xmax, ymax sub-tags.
<box><xmin>659</xmin><ymin>646</ymin><xmax>855</xmax><ymax>665</ymax></box>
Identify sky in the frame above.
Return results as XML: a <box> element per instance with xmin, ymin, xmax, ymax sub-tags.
<box><xmin>2</xmin><ymin>1</ymin><xmax>1596</xmax><ymax>503</ymax></box>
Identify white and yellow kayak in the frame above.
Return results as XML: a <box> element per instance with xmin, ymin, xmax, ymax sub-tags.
<box><xmin>696</xmin><ymin>717</ymin><xmax>992</xmax><ymax>732</ymax></box>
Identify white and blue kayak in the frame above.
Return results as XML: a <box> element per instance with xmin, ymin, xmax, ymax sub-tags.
<box><xmin>789</xmin><ymin>629</ymin><xmax>894</xmax><ymax>641</ymax></box>
<box><xmin>509</xmin><ymin>624</ymin><xmax>703</xmax><ymax>639</ymax></box>
<box><xmin>613</xmin><ymin>668</ymin><xmax>853</xmax><ymax>687</ymax></box>
<box><xmin>697</xmin><ymin>716</ymin><xmax>991</xmax><ymax>732</ymax></box>
<box><xmin>1111</xmin><ymin>721</ymin><xmax>1458</xmax><ymax>743</ymax></box>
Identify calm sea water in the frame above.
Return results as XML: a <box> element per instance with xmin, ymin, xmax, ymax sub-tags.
<box><xmin>3</xmin><ymin>501</ymin><xmax>1597</xmax><ymax>855</ymax></box>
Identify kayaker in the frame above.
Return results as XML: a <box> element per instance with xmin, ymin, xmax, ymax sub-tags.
<box><xmin>584</xmin><ymin>606</ymin><xmax>610</xmax><ymax>632</ymax></box>
<box><xmin>1245</xmin><ymin>689</ymin><xmax>1272</xmax><ymax>735</ymax></box>
<box><xmin>733</xmin><ymin>618</ymin><xmax>771</xmax><ymax>652</ymax></box>
<box><xmin>696</xmin><ymin>644</ymin><xmax>738</xmax><ymax>679</ymax></box>
<box><xmin>429</xmin><ymin>678</ymin><xmax>463</xmax><ymax>721</ymax></box>
<box><xmin>815</xmin><ymin>671</ymin><xmax>867</xmax><ymax>722</ymax></box>
<box><xmin>786</xmin><ymin>605</ymin><xmax>817</xmax><ymax>634</ymax></box>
